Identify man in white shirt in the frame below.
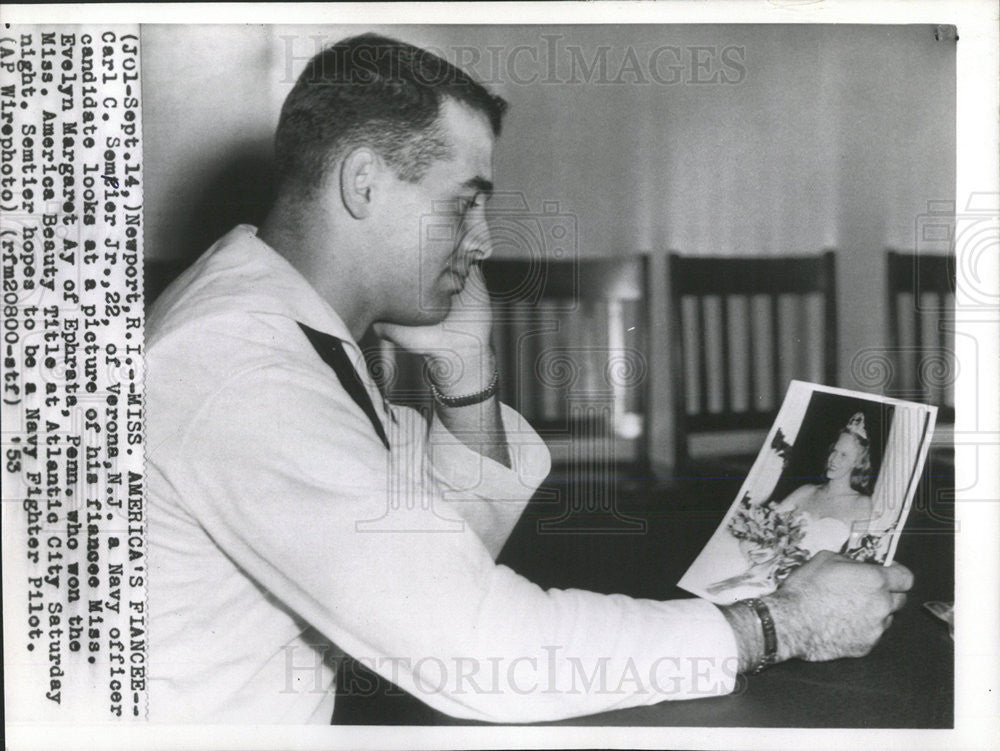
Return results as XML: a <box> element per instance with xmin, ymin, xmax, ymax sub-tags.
<box><xmin>146</xmin><ymin>33</ymin><xmax>913</xmax><ymax>724</ymax></box>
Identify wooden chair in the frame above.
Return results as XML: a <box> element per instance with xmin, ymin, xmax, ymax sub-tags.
<box><xmin>484</xmin><ymin>255</ymin><xmax>653</xmax><ymax>531</ymax></box>
<box><xmin>483</xmin><ymin>255</ymin><xmax>653</xmax><ymax>470</ymax></box>
<box><xmin>886</xmin><ymin>250</ymin><xmax>956</xmax><ymax>424</ymax></box>
<box><xmin>668</xmin><ymin>251</ymin><xmax>838</xmax><ymax>476</ymax></box>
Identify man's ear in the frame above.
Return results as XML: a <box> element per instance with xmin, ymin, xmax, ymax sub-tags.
<box><xmin>340</xmin><ymin>147</ymin><xmax>376</xmax><ymax>219</ymax></box>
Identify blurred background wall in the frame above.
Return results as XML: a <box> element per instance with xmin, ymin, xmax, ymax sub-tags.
<box><xmin>141</xmin><ymin>24</ymin><xmax>955</xmax><ymax>392</ymax></box>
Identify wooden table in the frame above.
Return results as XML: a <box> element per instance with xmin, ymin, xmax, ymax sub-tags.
<box><xmin>333</xmin><ymin>455</ymin><xmax>954</xmax><ymax>727</ymax></box>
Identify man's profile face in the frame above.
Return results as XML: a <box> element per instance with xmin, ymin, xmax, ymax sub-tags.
<box><xmin>374</xmin><ymin>98</ymin><xmax>495</xmax><ymax>325</ymax></box>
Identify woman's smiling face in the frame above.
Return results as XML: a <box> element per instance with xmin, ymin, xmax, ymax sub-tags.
<box><xmin>825</xmin><ymin>433</ymin><xmax>863</xmax><ymax>481</ymax></box>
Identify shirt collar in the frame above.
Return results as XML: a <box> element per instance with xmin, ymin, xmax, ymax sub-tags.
<box><xmin>234</xmin><ymin>226</ymin><xmax>393</xmax><ymax>421</ymax></box>
<box><xmin>235</xmin><ymin>224</ymin><xmax>358</xmax><ymax>348</ymax></box>
<box><xmin>148</xmin><ymin>225</ymin><xmax>390</xmax><ymax>417</ymax></box>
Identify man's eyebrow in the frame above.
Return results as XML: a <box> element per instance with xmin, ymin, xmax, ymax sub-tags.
<box><xmin>463</xmin><ymin>176</ymin><xmax>494</xmax><ymax>195</ymax></box>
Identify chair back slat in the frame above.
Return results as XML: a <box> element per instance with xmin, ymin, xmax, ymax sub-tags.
<box><xmin>720</xmin><ymin>297</ymin><xmax>732</xmax><ymax>415</ymax></box>
<box><xmin>696</xmin><ymin>296</ymin><xmax>710</xmax><ymax>417</ymax></box>
<box><xmin>745</xmin><ymin>295</ymin><xmax>757</xmax><ymax>416</ymax></box>
<box><xmin>769</xmin><ymin>293</ymin><xmax>782</xmax><ymax>409</ymax></box>
<box><xmin>822</xmin><ymin>252</ymin><xmax>839</xmax><ymax>386</ymax></box>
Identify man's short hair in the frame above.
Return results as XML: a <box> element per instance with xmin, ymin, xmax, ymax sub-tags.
<box><xmin>275</xmin><ymin>33</ymin><xmax>508</xmax><ymax>194</ymax></box>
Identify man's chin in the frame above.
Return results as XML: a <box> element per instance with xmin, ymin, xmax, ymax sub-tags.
<box><xmin>409</xmin><ymin>300</ymin><xmax>452</xmax><ymax>325</ymax></box>
<box><xmin>416</xmin><ymin>290</ymin><xmax>455</xmax><ymax>318</ymax></box>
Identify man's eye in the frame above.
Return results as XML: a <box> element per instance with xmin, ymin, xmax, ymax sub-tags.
<box><xmin>459</xmin><ymin>194</ymin><xmax>485</xmax><ymax>214</ymax></box>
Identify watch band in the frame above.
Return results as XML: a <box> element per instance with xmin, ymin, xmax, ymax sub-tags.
<box><xmin>430</xmin><ymin>368</ymin><xmax>500</xmax><ymax>408</ymax></box>
<box><xmin>743</xmin><ymin>597</ymin><xmax>778</xmax><ymax>674</ymax></box>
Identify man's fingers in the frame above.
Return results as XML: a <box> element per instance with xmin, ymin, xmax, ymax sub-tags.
<box><xmin>372</xmin><ymin>322</ymin><xmax>394</xmax><ymax>343</ymax></box>
<box><xmin>810</xmin><ymin>549</ymin><xmax>837</xmax><ymax>564</ymax></box>
<box><xmin>883</xmin><ymin>562</ymin><xmax>915</xmax><ymax>592</ymax></box>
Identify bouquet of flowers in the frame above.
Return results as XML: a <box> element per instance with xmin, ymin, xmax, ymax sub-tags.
<box><xmin>706</xmin><ymin>494</ymin><xmax>811</xmax><ymax>594</ymax></box>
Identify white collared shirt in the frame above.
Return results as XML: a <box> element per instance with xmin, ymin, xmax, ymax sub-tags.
<box><xmin>145</xmin><ymin>226</ymin><xmax>738</xmax><ymax>724</ymax></box>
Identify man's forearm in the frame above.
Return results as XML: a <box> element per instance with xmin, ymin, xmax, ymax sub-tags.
<box><xmin>435</xmin><ymin>396</ymin><xmax>511</xmax><ymax>467</ymax></box>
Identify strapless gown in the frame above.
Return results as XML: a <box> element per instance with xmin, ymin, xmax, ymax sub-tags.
<box><xmin>796</xmin><ymin>511</ymin><xmax>852</xmax><ymax>556</ymax></box>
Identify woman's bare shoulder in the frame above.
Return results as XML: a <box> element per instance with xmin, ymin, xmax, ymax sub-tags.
<box><xmin>853</xmin><ymin>492</ymin><xmax>874</xmax><ymax>518</ymax></box>
<box><xmin>774</xmin><ymin>483</ymin><xmax>819</xmax><ymax>509</ymax></box>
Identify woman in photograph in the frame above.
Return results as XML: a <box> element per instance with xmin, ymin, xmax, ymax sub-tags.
<box><xmin>771</xmin><ymin>411</ymin><xmax>875</xmax><ymax>555</ymax></box>
<box><xmin>707</xmin><ymin>412</ymin><xmax>875</xmax><ymax>596</ymax></box>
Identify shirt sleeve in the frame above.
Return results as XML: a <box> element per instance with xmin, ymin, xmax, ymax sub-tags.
<box><xmin>173</xmin><ymin>360</ymin><xmax>739</xmax><ymax>724</ymax></box>
<box><xmin>398</xmin><ymin>402</ymin><xmax>552</xmax><ymax>559</ymax></box>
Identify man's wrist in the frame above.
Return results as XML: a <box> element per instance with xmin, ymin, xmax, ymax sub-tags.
<box><xmin>743</xmin><ymin>598</ymin><xmax>778</xmax><ymax>673</ymax></box>
<box><xmin>761</xmin><ymin>591</ymin><xmax>802</xmax><ymax>663</ymax></box>
<box><xmin>426</xmin><ymin>345</ymin><xmax>511</xmax><ymax>468</ymax></box>
<box><xmin>718</xmin><ymin>601</ymin><xmax>764</xmax><ymax>674</ymax></box>
<box><xmin>426</xmin><ymin>346</ymin><xmax>497</xmax><ymax>397</ymax></box>
<box><xmin>719</xmin><ymin>595</ymin><xmax>794</xmax><ymax>674</ymax></box>
<box><xmin>430</xmin><ymin>368</ymin><xmax>499</xmax><ymax>408</ymax></box>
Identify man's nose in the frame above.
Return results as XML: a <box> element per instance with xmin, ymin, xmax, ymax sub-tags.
<box><xmin>461</xmin><ymin>215</ymin><xmax>493</xmax><ymax>260</ymax></box>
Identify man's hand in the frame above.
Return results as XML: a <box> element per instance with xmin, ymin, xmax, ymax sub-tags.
<box><xmin>763</xmin><ymin>550</ymin><xmax>914</xmax><ymax>662</ymax></box>
<box><xmin>374</xmin><ymin>264</ymin><xmax>495</xmax><ymax>396</ymax></box>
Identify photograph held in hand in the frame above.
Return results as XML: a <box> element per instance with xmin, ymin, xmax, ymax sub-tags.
<box><xmin>679</xmin><ymin>382</ymin><xmax>936</xmax><ymax>669</ymax></box>
<box><xmin>684</xmin><ymin>384</ymin><xmax>936</xmax><ymax>602</ymax></box>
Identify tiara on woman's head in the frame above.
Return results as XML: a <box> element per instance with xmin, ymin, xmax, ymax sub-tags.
<box><xmin>845</xmin><ymin>412</ymin><xmax>868</xmax><ymax>441</ymax></box>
